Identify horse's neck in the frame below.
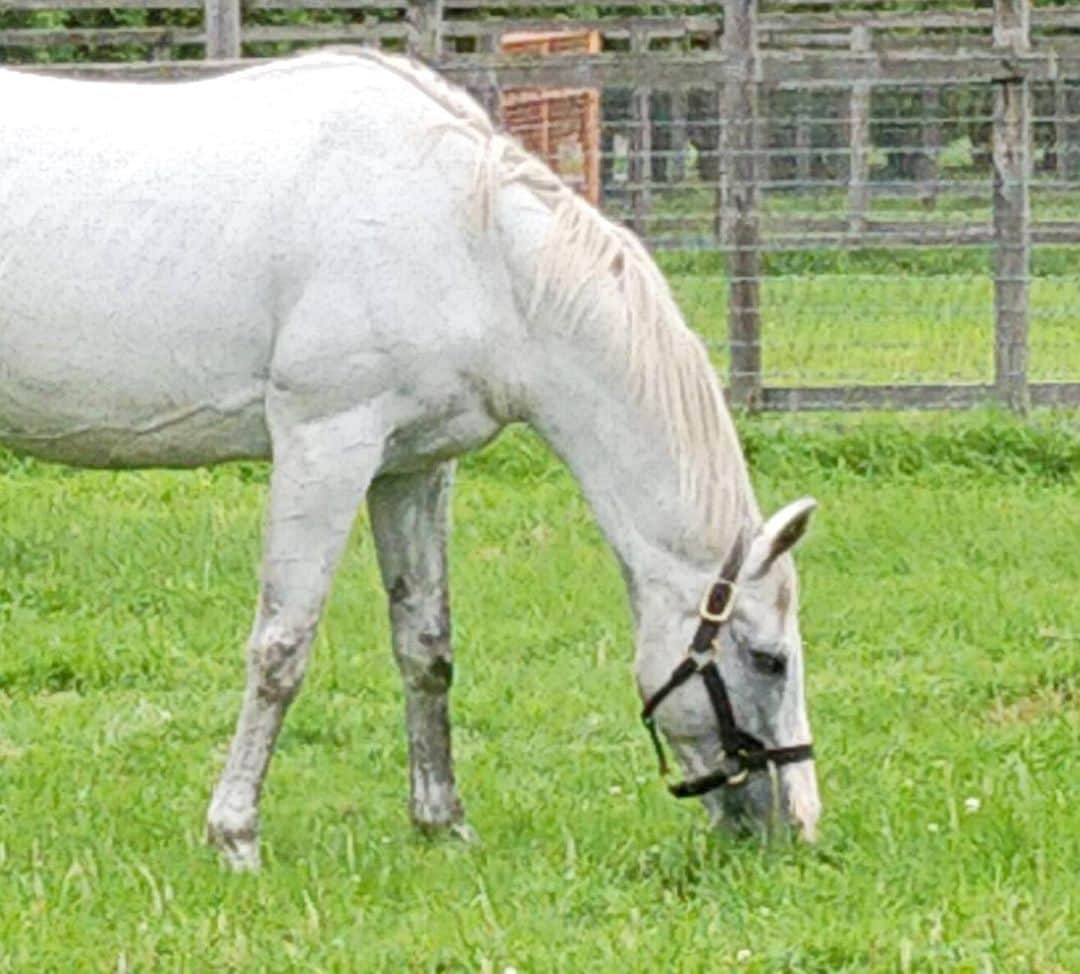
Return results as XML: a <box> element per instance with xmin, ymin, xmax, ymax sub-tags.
<box><xmin>490</xmin><ymin>190</ymin><xmax>758</xmax><ymax>609</ymax></box>
<box><xmin>517</xmin><ymin>328</ymin><xmax>755</xmax><ymax>611</ymax></box>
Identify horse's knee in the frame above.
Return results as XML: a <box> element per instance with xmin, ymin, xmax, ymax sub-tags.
<box><xmin>250</xmin><ymin>622</ymin><xmax>313</xmax><ymax>703</ymax></box>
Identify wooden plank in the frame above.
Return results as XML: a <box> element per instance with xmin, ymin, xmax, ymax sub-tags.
<box><xmin>847</xmin><ymin>25</ymin><xmax>871</xmax><ymax>233</ymax></box>
<box><xmin>408</xmin><ymin>0</ymin><xmax>443</xmax><ymax>59</ymax></box>
<box><xmin>242</xmin><ymin>23</ymin><xmax>407</xmax><ymax>43</ymax></box>
<box><xmin>629</xmin><ymin>26</ymin><xmax>652</xmax><ymax>237</ymax></box>
<box><xmin>761</xmin><ymin>10</ymin><xmax>995</xmax><ymax>31</ymax></box>
<box><xmin>919</xmin><ymin>86</ymin><xmax>941</xmax><ymax>207</ymax></box>
<box><xmin>246</xmin><ymin>0</ymin><xmax>400</xmax><ymax>6</ymax></box>
<box><xmin>442</xmin><ymin>16</ymin><xmax>720</xmax><ymax>41</ymax></box>
<box><xmin>0</xmin><ymin>27</ymin><xmax>204</xmax><ymax>47</ymax></box>
<box><xmin>476</xmin><ymin>31</ymin><xmax>500</xmax><ymax>121</ymax></box>
<box><xmin>3</xmin><ymin>0</ymin><xmax>200</xmax><ymax>8</ymax></box>
<box><xmin>670</xmin><ymin>87</ymin><xmax>689</xmax><ymax>184</ymax></box>
<box><xmin>760</xmin><ymin>384</ymin><xmax>995</xmax><ymax>412</ymax></box>
<box><xmin>11</xmin><ymin>49</ymin><xmax>1076</xmax><ymax>90</ymax></box>
<box><xmin>204</xmin><ymin>0</ymin><xmax>241</xmax><ymax>60</ymax></box>
<box><xmin>764</xmin><ymin>0</ymin><xmax>947</xmax><ymax>8</ymax></box>
<box><xmin>992</xmin><ymin>0</ymin><xmax>1031</xmax><ymax>414</ymax></box>
<box><xmin>246</xmin><ymin>0</ymin><xmax>401</xmax><ymax>7</ymax></box>
<box><xmin>442</xmin><ymin>0</ymin><xmax>721</xmax><ymax>7</ymax></box>
<box><xmin>14</xmin><ymin>53</ymin><xmax>731</xmax><ymax>87</ymax></box>
<box><xmin>1054</xmin><ymin>81</ymin><xmax>1070</xmax><ymax>181</ymax></box>
<box><xmin>583</xmin><ymin>28</ymin><xmax>602</xmax><ymax>207</ymax></box>
<box><xmin>759</xmin><ymin>218</ymin><xmax>1080</xmax><ymax>249</ymax></box>
<box><xmin>12</xmin><ymin>59</ymin><xmax>248</xmax><ymax>81</ymax></box>
<box><xmin>760</xmin><ymin>382</ymin><xmax>1080</xmax><ymax>412</ymax></box>
<box><xmin>794</xmin><ymin>91</ymin><xmax>812</xmax><ymax>184</ymax></box>
<box><xmin>760</xmin><ymin>49</ymin><xmax>1066</xmax><ymax>88</ymax></box>
<box><xmin>723</xmin><ymin>0</ymin><xmax>762</xmax><ymax>411</ymax></box>
<box><xmin>1029</xmin><ymin>382</ymin><xmax>1080</xmax><ymax>407</ymax></box>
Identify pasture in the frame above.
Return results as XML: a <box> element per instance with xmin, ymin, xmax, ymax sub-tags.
<box><xmin>1</xmin><ymin>340</ymin><xmax>1077</xmax><ymax>971</ymax></box>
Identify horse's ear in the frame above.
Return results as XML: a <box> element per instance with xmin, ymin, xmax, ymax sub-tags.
<box><xmin>741</xmin><ymin>497</ymin><xmax>817</xmax><ymax>580</ymax></box>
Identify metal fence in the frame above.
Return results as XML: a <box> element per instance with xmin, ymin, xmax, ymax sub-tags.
<box><xmin>4</xmin><ymin>0</ymin><xmax>1080</xmax><ymax>412</ymax></box>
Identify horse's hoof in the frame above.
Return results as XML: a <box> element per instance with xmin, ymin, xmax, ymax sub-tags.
<box><xmin>447</xmin><ymin>821</ymin><xmax>480</xmax><ymax>845</ymax></box>
<box><xmin>413</xmin><ymin>810</ymin><xmax>478</xmax><ymax>845</ymax></box>
<box><xmin>207</xmin><ymin>809</ymin><xmax>262</xmax><ymax>872</ymax></box>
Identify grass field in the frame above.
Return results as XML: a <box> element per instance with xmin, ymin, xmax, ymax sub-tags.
<box><xmin>0</xmin><ymin>407</ymin><xmax>1077</xmax><ymax>973</ymax></box>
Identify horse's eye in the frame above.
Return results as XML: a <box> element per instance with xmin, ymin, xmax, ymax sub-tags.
<box><xmin>749</xmin><ymin>650</ymin><xmax>787</xmax><ymax>677</ymax></box>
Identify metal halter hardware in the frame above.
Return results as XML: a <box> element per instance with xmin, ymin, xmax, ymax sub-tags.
<box><xmin>640</xmin><ymin>578</ymin><xmax>815</xmax><ymax>800</ymax></box>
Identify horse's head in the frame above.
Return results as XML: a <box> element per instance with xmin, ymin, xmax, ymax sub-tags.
<box><xmin>634</xmin><ymin>498</ymin><xmax>820</xmax><ymax>840</ymax></box>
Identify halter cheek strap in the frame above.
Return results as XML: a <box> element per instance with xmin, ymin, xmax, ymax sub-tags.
<box><xmin>640</xmin><ymin>579</ymin><xmax>814</xmax><ymax>800</ymax></box>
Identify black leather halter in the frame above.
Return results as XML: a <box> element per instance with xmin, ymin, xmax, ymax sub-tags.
<box><xmin>641</xmin><ymin>577</ymin><xmax>815</xmax><ymax>799</ymax></box>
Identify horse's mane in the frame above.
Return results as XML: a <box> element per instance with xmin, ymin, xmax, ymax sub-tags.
<box><xmin>294</xmin><ymin>48</ymin><xmax>758</xmax><ymax>551</ymax></box>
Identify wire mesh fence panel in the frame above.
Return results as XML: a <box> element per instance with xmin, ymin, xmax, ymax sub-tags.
<box><xmin>753</xmin><ymin>82</ymin><xmax>1002</xmax><ymax>391</ymax></box>
<box><xmin>3</xmin><ymin>0</ymin><xmax>1078</xmax><ymax>410</ymax></box>
<box><xmin>1030</xmin><ymin>79</ymin><xmax>1080</xmax><ymax>385</ymax></box>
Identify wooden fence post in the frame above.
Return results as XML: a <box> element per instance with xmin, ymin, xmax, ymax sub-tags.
<box><xmin>1054</xmin><ymin>81</ymin><xmax>1070</xmax><ymax>181</ymax></box>
<box><xmin>847</xmin><ymin>25</ymin><xmax>871</xmax><ymax>234</ymax></box>
<box><xmin>710</xmin><ymin>23</ymin><xmax>726</xmax><ymax>245</ymax></box>
<box><xmin>992</xmin><ymin>0</ymin><xmax>1031</xmax><ymax>413</ymax></box>
<box><xmin>919</xmin><ymin>86</ymin><xmax>941</xmax><ymax>208</ymax></box>
<box><xmin>204</xmin><ymin>0</ymin><xmax>240</xmax><ymax>60</ymax></box>
<box><xmin>629</xmin><ymin>27</ymin><xmax>652</xmax><ymax>238</ymax></box>
<box><xmin>671</xmin><ymin>87</ymin><xmax>689</xmax><ymax>184</ymax></box>
<box><xmin>723</xmin><ymin>0</ymin><xmax>762</xmax><ymax>411</ymax></box>
<box><xmin>408</xmin><ymin>0</ymin><xmax>443</xmax><ymax>61</ymax></box>
<box><xmin>795</xmin><ymin>91</ymin><xmax>812</xmax><ymax>186</ymax></box>
<box><xmin>478</xmin><ymin>32</ymin><xmax>501</xmax><ymax>122</ymax></box>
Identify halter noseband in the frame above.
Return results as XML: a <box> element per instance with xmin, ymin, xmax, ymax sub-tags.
<box><xmin>641</xmin><ymin>577</ymin><xmax>815</xmax><ymax>800</ymax></box>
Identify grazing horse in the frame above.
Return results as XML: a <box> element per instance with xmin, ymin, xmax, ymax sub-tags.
<box><xmin>0</xmin><ymin>50</ymin><xmax>819</xmax><ymax>870</ymax></box>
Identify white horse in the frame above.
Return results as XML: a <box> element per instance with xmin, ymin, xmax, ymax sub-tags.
<box><xmin>1</xmin><ymin>50</ymin><xmax>820</xmax><ymax>869</ymax></box>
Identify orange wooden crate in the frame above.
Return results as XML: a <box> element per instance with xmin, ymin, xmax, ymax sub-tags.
<box><xmin>500</xmin><ymin>30</ymin><xmax>601</xmax><ymax>206</ymax></box>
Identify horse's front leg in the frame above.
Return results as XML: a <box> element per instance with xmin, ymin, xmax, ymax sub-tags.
<box><xmin>207</xmin><ymin>397</ymin><xmax>383</xmax><ymax>870</ymax></box>
<box><xmin>368</xmin><ymin>462</ymin><xmax>470</xmax><ymax>838</ymax></box>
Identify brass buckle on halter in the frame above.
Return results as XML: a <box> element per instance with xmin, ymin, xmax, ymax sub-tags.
<box><xmin>699</xmin><ymin>580</ymin><xmax>737</xmax><ymax>625</ymax></box>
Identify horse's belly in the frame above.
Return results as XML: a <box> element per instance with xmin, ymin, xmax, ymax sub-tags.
<box><xmin>0</xmin><ymin>302</ymin><xmax>272</xmax><ymax>467</ymax></box>
<box><xmin>0</xmin><ymin>374</ymin><xmax>271</xmax><ymax>468</ymax></box>
<box><xmin>0</xmin><ymin>240</ymin><xmax>276</xmax><ymax>467</ymax></box>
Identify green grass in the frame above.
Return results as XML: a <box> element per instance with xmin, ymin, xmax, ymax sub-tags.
<box><xmin>1</xmin><ymin>410</ymin><xmax>1077</xmax><ymax>972</ymax></box>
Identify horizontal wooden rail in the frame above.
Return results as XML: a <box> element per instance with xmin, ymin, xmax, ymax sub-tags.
<box><xmin>441</xmin><ymin>16</ymin><xmax>720</xmax><ymax>40</ymax></box>
<box><xmin>1</xmin><ymin>0</ymin><xmax>200</xmax><ymax>8</ymax></box>
<box><xmin>18</xmin><ymin>50</ymin><xmax>1079</xmax><ymax>90</ymax></box>
<box><xmin>442</xmin><ymin>0</ymin><xmax>722</xmax><ymax>7</ymax></box>
<box><xmin>0</xmin><ymin>27</ymin><xmax>204</xmax><ymax>48</ymax></box>
<box><xmin>757</xmin><ymin>219</ymin><xmax>1080</xmax><ymax>250</ymax></box>
<box><xmin>759</xmin><ymin>383</ymin><xmax>1080</xmax><ymax>412</ymax></box>
<box><xmin>243</xmin><ymin>23</ymin><xmax>409</xmax><ymax>43</ymax></box>
<box><xmin>243</xmin><ymin>0</ymin><xmax>404</xmax><ymax>8</ymax></box>
<box><xmin>759</xmin><ymin>7</ymin><xmax>1080</xmax><ymax>33</ymax></box>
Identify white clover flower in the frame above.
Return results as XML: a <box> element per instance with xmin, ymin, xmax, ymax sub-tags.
<box><xmin>736</xmin><ymin>948</ymin><xmax>752</xmax><ymax>963</ymax></box>
<box><xmin>964</xmin><ymin>796</ymin><xmax>981</xmax><ymax>814</ymax></box>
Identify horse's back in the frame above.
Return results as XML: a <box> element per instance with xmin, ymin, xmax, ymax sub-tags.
<box><xmin>0</xmin><ymin>55</ymin><xmax>494</xmax><ymax>468</ymax></box>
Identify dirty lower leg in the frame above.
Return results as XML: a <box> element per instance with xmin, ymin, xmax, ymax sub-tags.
<box><xmin>369</xmin><ymin>463</ymin><xmax>465</xmax><ymax>831</ymax></box>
